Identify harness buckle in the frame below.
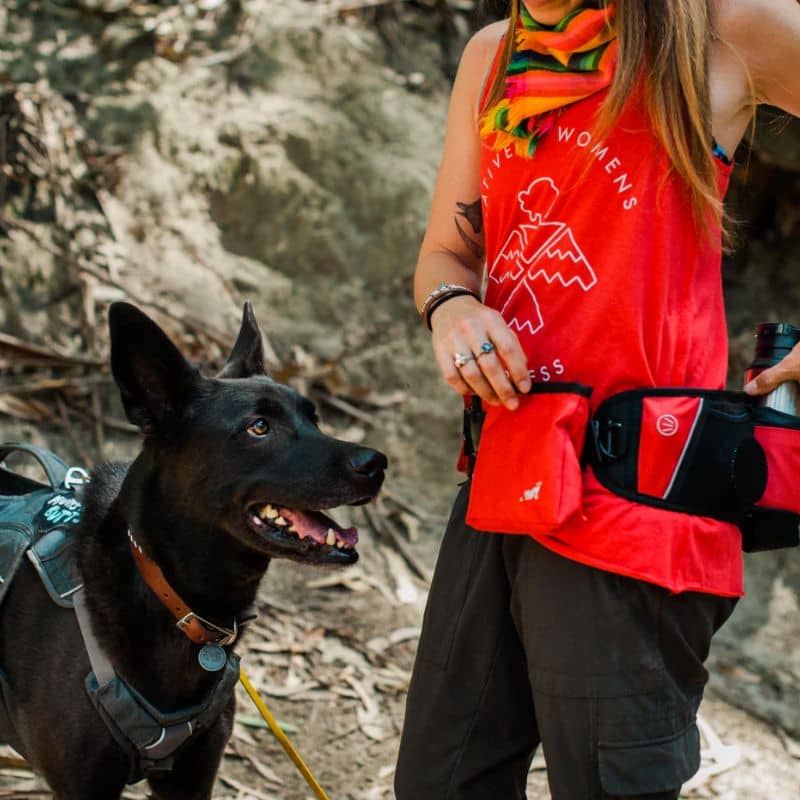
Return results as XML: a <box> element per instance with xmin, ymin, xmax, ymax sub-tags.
<box><xmin>176</xmin><ymin>613</ymin><xmax>238</xmax><ymax>646</ymax></box>
<box><xmin>64</xmin><ymin>467</ymin><xmax>90</xmax><ymax>490</ymax></box>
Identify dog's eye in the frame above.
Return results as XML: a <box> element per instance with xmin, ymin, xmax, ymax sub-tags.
<box><xmin>246</xmin><ymin>418</ymin><xmax>270</xmax><ymax>437</ymax></box>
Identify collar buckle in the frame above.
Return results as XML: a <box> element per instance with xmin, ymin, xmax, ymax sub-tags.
<box><xmin>176</xmin><ymin>613</ymin><xmax>238</xmax><ymax>646</ymax></box>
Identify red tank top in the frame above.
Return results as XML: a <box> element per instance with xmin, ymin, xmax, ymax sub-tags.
<box><xmin>477</xmin><ymin>48</ymin><xmax>742</xmax><ymax>596</ymax></box>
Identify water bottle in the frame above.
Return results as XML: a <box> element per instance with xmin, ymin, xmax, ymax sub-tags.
<box><xmin>745</xmin><ymin>322</ymin><xmax>800</xmax><ymax>414</ymax></box>
<box><xmin>741</xmin><ymin>322</ymin><xmax>800</xmax><ymax>553</ymax></box>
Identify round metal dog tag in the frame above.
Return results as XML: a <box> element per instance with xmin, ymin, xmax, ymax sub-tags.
<box><xmin>198</xmin><ymin>644</ymin><xmax>227</xmax><ymax>672</ymax></box>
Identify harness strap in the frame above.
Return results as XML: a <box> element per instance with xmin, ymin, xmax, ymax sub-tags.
<box><xmin>73</xmin><ymin>587</ymin><xmax>240</xmax><ymax>782</ymax></box>
<box><xmin>0</xmin><ymin>443</ymin><xmax>70</xmax><ymax>490</ymax></box>
<box><xmin>73</xmin><ymin>588</ymin><xmax>115</xmax><ymax>686</ymax></box>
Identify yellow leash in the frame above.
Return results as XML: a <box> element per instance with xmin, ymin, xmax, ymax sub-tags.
<box><xmin>239</xmin><ymin>668</ymin><xmax>331</xmax><ymax>800</ymax></box>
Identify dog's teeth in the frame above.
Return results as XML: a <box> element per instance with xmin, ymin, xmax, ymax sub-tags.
<box><xmin>336</xmin><ymin>540</ymin><xmax>344</xmax><ymax>549</ymax></box>
<box><xmin>326</xmin><ymin>529</ymin><xmax>336</xmax><ymax>546</ymax></box>
<box><xmin>261</xmin><ymin>505</ymin><xmax>279</xmax><ymax>519</ymax></box>
<box><xmin>275</xmin><ymin>515</ymin><xmax>288</xmax><ymax>527</ymax></box>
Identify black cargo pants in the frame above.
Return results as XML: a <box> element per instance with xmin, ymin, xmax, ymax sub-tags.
<box><xmin>395</xmin><ymin>482</ymin><xmax>737</xmax><ymax>799</ymax></box>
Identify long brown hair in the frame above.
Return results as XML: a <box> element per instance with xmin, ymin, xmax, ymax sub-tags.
<box><xmin>482</xmin><ymin>0</ymin><xmax>740</xmax><ymax>241</ymax></box>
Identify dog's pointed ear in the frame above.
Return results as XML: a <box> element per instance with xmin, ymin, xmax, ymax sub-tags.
<box><xmin>217</xmin><ymin>302</ymin><xmax>266</xmax><ymax>379</ymax></box>
<box><xmin>109</xmin><ymin>302</ymin><xmax>200</xmax><ymax>435</ymax></box>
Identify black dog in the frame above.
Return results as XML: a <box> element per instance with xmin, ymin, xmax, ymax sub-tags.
<box><xmin>0</xmin><ymin>302</ymin><xmax>386</xmax><ymax>799</ymax></box>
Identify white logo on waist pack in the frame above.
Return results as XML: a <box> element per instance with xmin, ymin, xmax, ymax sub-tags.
<box><xmin>656</xmin><ymin>414</ymin><xmax>680</xmax><ymax>437</ymax></box>
<box><xmin>520</xmin><ymin>482</ymin><xmax>543</xmax><ymax>502</ymax></box>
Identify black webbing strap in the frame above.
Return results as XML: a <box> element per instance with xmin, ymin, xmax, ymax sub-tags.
<box><xmin>463</xmin><ymin>395</ymin><xmax>485</xmax><ymax>477</ymax></box>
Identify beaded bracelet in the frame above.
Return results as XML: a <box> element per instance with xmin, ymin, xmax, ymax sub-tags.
<box><xmin>424</xmin><ymin>288</ymin><xmax>481</xmax><ymax>331</ymax></box>
<box><xmin>419</xmin><ymin>283</ymin><xmax>481</xmax><ymax>330</ymax></box>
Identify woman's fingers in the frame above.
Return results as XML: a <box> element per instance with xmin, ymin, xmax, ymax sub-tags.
<box><xmin>433</xmin><ymin>340</ymin><xmax>473</xmax><ymax>396</ymax></box>
<box><xmin>458</xmin><ymin>357</ymin><xmax>504</xmax><ymax>406</ymax></box>
<box><xmin>744</xmin><ymin>345</ymin><xmax>800</xmax><ymax>395</ymax></box>
<box><xmin>449</xmin><ymin>333</ymin><xmax>502</xmax><ymax>405</ymax></box>
<box><xmin>485</xmin><ymin>315</ymin><xmax>531</xmax><ymax>393</ymax></box>
<box><xmin>435</xmin><ymin>332</ymin><xmax>501</xmax><ymax>405</ymax></box>
<box><xmin>462</xmin><ymin>328</ymin><xmax>521</xmax><ymax>410</ymax></box>
<box><xmin>431</xmin><ymin>301</ymin><xmax>531</xmax><ymax>410</ymax></box>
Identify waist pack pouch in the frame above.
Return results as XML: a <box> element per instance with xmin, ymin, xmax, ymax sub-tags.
<box><xmin>466</xmin><ymin>383</ymin><xmax>591</xmax><ymax>535</ymax></box>
<box><xmin>753</xmin><ymin>406</ymin><xmax>800</xmax><ymax>514</ymax></box>
<box><xmin>742</xmin><ymin>405</ymin><xmax>800</xmax><ymax>552</ymax></box>
<box><xmin>593</xmin><ymin>389</ymin><xmax>768</xmax><ymax>520</ymax></box>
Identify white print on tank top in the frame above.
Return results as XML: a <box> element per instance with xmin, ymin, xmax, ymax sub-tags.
<box><xmin>554</xmin><ymin>126</ymin><xmax>639</xmax><ymax>212</ymax></box>
<box><xmin>488</xmin><ymin>177</ymin><xmax>597</xmax><ymax>336</ymax></box>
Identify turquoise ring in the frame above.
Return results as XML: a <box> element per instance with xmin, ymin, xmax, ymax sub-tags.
<box><xmin>477</xmin><ymin>341</ymin><xmax>495</xmax><ymax>359</ymax></box>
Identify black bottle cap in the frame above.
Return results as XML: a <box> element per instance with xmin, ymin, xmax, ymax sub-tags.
<box><xmin>754</xmin><ymin>322</ymin><xmax>800</xmax><ymax>363</ymax></box>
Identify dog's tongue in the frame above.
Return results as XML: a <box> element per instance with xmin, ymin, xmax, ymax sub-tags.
<box><xmin>279</xmin><ymin>508</ymin><xmax>358</xmax><ymax>548</ymax></box>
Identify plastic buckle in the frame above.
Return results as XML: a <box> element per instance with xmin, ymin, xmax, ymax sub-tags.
<box><xmin>64</xmin><ymin>467</ymin><xmax>90</xmax><ymax>490</ymax></box>
<box><xmin>592</xmin><ymin>418</ymin><xmax>624</xmax><ymax>463</ymax></box>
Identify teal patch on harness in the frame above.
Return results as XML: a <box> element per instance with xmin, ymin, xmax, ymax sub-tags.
<box><xmin>34</xmin><ymin>491</ymin><xmax>83</xmax><ymax>531</ymax></box>
<box><xmin>0</xmin><ymin>445</ymin><xmax>85</xmax><ymax>609</ymax></box>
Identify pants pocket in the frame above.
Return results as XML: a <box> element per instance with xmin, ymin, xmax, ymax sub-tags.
<box><xmin>598</xmin><ymin>722</ymin><xmax>700</xmax><ymax>796</ymax></box>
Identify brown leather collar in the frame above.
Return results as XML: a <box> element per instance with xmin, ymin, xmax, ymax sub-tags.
<box><xmin>127</xmin><ymin>529</ymin><xmax>238</xmax><ymax>646</ymax></box>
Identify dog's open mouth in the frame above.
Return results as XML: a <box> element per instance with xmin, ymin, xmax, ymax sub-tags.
<box><xmin>246</xmin><ymin>502</ymin><xmax>358</xmax><ymax>563</ymax></box>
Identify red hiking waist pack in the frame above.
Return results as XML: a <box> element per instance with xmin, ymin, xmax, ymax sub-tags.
<box><xmin>464</xmin><ymin>384</ymin><xmax>800</xmax><ymax>552</ymax></box>
<box><xmin>466</xmin><ymin>384</ymin><xmax>592</xmax><ymax>536</ymax></box>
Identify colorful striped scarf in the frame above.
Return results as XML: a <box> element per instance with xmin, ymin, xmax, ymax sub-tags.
<box><xmin>481</xmin><ymin>2</ymin><xmax>618</xmax><ymax>158</ymax></box>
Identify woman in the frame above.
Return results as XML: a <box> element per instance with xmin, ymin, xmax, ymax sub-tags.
<box><xmin>395</xmin><ymin>1</ymin><xmax>800</xmax><ymax>798</ymax></box>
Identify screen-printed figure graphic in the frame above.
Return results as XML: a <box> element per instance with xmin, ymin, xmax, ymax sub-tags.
<box><xmin>489</xmin><ymin>177</ymin><xmax>598</xmax><ymax>336</ymax></box>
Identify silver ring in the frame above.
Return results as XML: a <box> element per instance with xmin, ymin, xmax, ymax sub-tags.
<box><xmin>453</xmin><ymin>352</ymin><xmax>474</xmax><ymax>369</ymax></box>
<box><xmin>476</xmin><ymin>341</ymin><xmax>495</xmax><ymax>360</ymax></box>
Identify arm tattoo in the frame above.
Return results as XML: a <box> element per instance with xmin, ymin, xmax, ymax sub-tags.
<box><xmin>456</xmin><ymin>200</ymin><xmax>483</xmax><ymax>234</ymax></box>
<box><xmin>454</xmin><ymin>199</ymin><xmax>484</xmax><ymax>260</ymax></box>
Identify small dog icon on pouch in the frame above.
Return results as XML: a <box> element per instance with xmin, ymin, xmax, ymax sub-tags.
<box><xmin>520</xmin><ymin>482</ymin><xmax>544</xmax><ymax>502</ymax></box>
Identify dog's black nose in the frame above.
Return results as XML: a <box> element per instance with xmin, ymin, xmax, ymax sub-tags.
<box><xmin>348</xmin><ymin>448</ymin><xmax>387</xmax><ymax>478</ymax></box>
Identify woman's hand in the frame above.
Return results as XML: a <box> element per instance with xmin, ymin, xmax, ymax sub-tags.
<box><xmin>744</xmin><ymin>343</ymin><xmax>800</xmax><ymax>396</ymax></box>
<box><xmin>431</xmin><ymin>295</ymin><xmax>531</xmax><ymax>410</ymax></box>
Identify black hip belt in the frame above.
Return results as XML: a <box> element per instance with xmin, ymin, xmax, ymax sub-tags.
<box><xmin>464</xmin><ymin>385</ymin><xmax>800</xmax><ymax>553</ymax></box>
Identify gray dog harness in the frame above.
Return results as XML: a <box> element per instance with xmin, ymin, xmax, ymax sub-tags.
<box><xmin>73</xmin><ymin>588</ymin><xmax>240</xmax><ymax>782</ymax></box>
<box><xmin>0</xmin><ymin>443</ymin><xmax>239</xmax><ymax>783</ymax></box>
